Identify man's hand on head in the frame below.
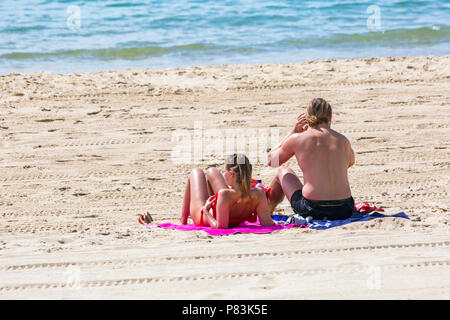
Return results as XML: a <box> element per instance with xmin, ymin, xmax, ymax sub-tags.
<box><xmin>294</xmin><ymin>113</ymin><xmax>308</xmax><ymax>133</ymax></box>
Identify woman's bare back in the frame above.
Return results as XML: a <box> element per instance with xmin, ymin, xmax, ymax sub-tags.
<box><xmin>225</xmin><ymin>188</ymin><xmax>262</xmax><ymax>220</ymax></box>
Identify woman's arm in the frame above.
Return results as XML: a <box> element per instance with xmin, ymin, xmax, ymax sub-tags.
<box><xmin>203</xmin><ymin>189</ymin><xmax>230</xmax><ymax>229</ymax></box>
<box><xmin>254</xmin><ymin>189</ymin><xmax>274</xmax><ymax>226</ymax></box>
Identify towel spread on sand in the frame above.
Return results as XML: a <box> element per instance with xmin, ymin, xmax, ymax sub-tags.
<box><xmin>151</xmin><ymin>221</ymin><xmax>300</xmax><ymax>236</ymax></box>
<box><xmin>307</xmin><ymin>211</ymin><xmax>409</xmax><ymax>230</ymax></box>
<box><xmin>145</xmin><ymin>211</ymin><xmax>409</xmax><ymax>235</ymax></box>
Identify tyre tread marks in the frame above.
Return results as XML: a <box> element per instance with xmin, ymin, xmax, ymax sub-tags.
<box><xmin>1</xmin><ymin>241</ymin><xmax>449</xmax><ymax>271</ymax></box>
<box><xmin>1</xmin><ymin>259</ymin><xmax>449</xmax><ymax>291</ymax></box>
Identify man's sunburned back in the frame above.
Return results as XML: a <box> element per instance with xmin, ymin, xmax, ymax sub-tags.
<box><xmin>267</xmin><ymin>98</ymin><xmax>355</xmax><ymax>219</ymax></box>
<box><xmin>293</xmin><ymin>126</ymin><xmax>352</xmax><ymax>201</ymax></box>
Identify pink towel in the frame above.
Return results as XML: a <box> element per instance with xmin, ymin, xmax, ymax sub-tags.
<box><xmin>146</xmin><ymin>220</ymin><xmax>304</xmax><ymax>236</ymax></box>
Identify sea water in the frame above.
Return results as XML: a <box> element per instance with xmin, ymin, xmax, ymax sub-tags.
<box><xmin>0</xmin><ymin>0</ymin><xmax>449</xmax><ymax>74</ymax></box>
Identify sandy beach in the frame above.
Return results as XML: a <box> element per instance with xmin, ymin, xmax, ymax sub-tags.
<box><xmin>0</xmin><ymin>55</ymin><xmax>449</xmax><ymax>299</ymax></box>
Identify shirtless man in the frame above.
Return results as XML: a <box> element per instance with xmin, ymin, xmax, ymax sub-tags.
<box><xmin>266</xmin><ymin>98</ymin><xmax>355</xmax><ymax>220</ymax></box>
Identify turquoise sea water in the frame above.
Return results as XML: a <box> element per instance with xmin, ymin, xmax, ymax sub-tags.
<box><xmin>0</xmin><ymin>0</ymin><xmax>449</xmax><ymax>74</ymax></box>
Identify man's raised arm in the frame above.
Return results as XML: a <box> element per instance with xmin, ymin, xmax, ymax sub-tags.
<box><xmin>267</xmin><ymin>140</ymin><xmax>294</xmax><ymax>167</ymax></box>
<box><xmin>267</xmin><ymin>113</ymin><xmax>308</xmax><ymax>167</ymax></box>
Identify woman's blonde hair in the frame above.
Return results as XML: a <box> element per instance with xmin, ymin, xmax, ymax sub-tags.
<box><xmin>225</xmin><ymin>153</ymin><xmax>252</xmax><ymax>198</ymax></box>
<box><xmin>306</xmin><ymin>98</ymin><xmax>332</xmax><ymax>127</ymax></box>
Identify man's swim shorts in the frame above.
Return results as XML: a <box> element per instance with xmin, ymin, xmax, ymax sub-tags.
<box><xmin>290</xmin><ymin>189</ymin><xmax>354</xmax><ymax>221</ymax></box>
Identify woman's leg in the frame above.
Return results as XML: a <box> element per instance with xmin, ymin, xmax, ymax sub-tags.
<box><xmin>267</xmin><ymin>166</ymin><xmax>303</xmax><ymax>213</ymax></box>
<box><xmin>180</xmin><ymin>176</ymin><xmax>191</xmax><ymax>224</ymax></box>
<box><xmin>205</xmin><ymin>167</ymin><xmax>228</xmax><ymax>194</ymax></box>
<box><xmin>180</xmin><ymin>168</ymin><xmax>210</xmax><ymax>225</ymax></box>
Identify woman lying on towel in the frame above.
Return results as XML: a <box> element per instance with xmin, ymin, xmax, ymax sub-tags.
<box><xmin>180</xmin><ymin>153</ymin><xmax>274</xmax><ymax>229</ymax></box>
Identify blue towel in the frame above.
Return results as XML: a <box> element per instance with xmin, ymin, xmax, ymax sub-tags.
<box><xmin>308</xmin><ymin>211</ymin><xmax>410</xmax><ymax>230</ymax></box>
<box><xmin>272</xmin><ymin>211</ymin><xmax>410</xmax><ymax>230</ymax></box>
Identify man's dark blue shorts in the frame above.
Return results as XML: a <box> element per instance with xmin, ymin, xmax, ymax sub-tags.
<box><xmin>290</xmin><ymin>189</ymin><xmax>354</xmax><ymax>221</ymax></box>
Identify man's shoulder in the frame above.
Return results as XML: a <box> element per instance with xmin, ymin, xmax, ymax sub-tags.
<box><xmin>329</xmin><ymin>128</ymin><xmax>351</xmax><ymax>142</ymax></box>
<box><xmin>288</xmin><ymin>132</ymin><xmax>307</xmax><ymax>143</ymax></box>
<box><xmin>284</xmin><ymin>132</ymin><xmax>307</xmax><ymax>150</ymax></box>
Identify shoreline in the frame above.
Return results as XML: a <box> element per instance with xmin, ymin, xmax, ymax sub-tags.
<box><xmin>1</xmin><ymin>53</ymin><xmax>449</xmax><ymax>76</ymax></box>
<box><xmin>0</xmin><ymin>54</ymin><xmax>449</xmax><ymax>299</ymax></box>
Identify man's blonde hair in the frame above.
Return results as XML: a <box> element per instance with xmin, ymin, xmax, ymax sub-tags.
<box><xmin>306</xmin><ymin>98</ymin><xmax>332</xmax><ymax>127</ymax></box>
